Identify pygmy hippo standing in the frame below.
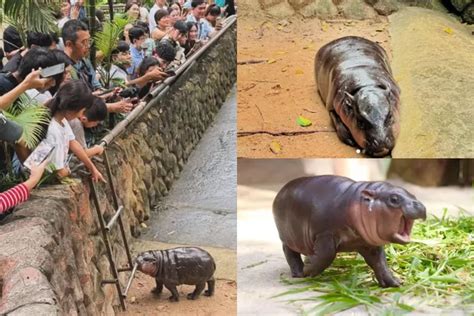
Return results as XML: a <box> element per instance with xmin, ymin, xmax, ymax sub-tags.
<box><xmin>136</xmin><ymin>247</ymin><xmax>216</xmax><ymax>301</ymax></box>
<box><xmin>273</xmin><ymin>175</ymin><xmax>426</xmax><ymax>287</ymax></box>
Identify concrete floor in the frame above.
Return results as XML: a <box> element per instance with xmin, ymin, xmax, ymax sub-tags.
<box><xmin>237</xmin><ymin>159</ymin><xmax>473</xmax><ymax>315</ymax></box>
<box><xmin>141</xmin><ymin>87</ymin><xmax>237</xmax><ymax>250</ymax></box>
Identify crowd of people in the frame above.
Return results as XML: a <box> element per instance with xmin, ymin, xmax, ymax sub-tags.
<box><xmin>0</xmin><ymin>0</ymin><xmax>236</xmax><ymax>216</ymax></box>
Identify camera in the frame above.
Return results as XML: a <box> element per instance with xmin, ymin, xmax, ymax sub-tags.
<box><xmin>119</xmin><ymin>87</ymin><xmax>139</xmax><ymax>99</ymax></box>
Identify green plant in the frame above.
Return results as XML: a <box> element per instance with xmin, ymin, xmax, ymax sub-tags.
<box><xmin>275</xmin><ymin>209</ymin><xmax>474</xmax><ymax>315</ymax></box>
<box><xmin>3</xmin><ymin>94</ymin><xmax>50</xmax><ymax>150</ymax></box>
<box><xmin>94</xmin><ymin>16</ymin><xmax>129</xmax><ymax>88</ymax></box>
<box><xmin>0</xmin><ymin>0</ymin><xmax>59</xmax><ymax>46</ymax></box>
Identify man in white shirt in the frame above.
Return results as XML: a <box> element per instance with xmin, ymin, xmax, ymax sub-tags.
<box><xmin>148</xmin><ymin>0</ymin><xmax>168</xmax><ymax>33</ymax></box>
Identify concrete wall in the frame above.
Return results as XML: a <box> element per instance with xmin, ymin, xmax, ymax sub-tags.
<box><xmin>0</xmin><ymin>22</ymin><xmax>236</xmax><ymax>316</ymax></box>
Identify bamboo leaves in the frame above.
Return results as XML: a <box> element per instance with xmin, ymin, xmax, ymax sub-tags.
<box><xmin>276</xmin><ymin>211</ymin><xmax>474</xmax><ymax>315</ymax></box>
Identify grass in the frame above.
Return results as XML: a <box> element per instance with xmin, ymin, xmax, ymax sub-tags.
<box><xmin>275</xmin><ymin>209</ymin><xmax>474</xmax><ymax>315</ymax></box>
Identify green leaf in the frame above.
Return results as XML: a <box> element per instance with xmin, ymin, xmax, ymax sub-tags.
<box><xmin>296</xmin><ymin>116</ymin><xmax>312</xmax><ymax>127</ymax></box>
<box><xmin>396</xmin><ymin>303</ymin><xmax>415</xmax><ymax>311</ymax></box>
<box><xmin>3</xmin><ymin>94</ymin><xmax>50</xmax><ymax>149</ymax></box>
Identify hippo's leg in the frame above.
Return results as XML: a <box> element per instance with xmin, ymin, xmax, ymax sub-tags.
<box><xmin>187</xmin><ymin>282</ymin><xmax>206</xmax><ymax>300</ymax></box>
<box><xmin>329</xmin><ymin>111</ymin><xmax>357</xmax><ymax>147</ymax></box>
<box><xmin>358</xmin><ymin>246</ymin><xmax>400</xmax><ymax>288</ymax></box>
<box><xmin>304</xmin><ymin>234</ymin><xmax>336</xmax><ymax>277</ymax></box>
<box><xmin>164</xmin><ymin>283</ymin><xmax>180</xmax><ymax>302</ymax></box>
<box><xmin>282</xmin><ymin>244</ymin><xmax>304</xmax><ymax>278</ymax></box>
<box><xmin>151</xmin><ymin>280</ymin><xmax>163</xmax><ymax>296</ymax></box>
<box><xmin>204</xmin><ymin>277</ymin><xmax>215</xmax><ymax>296</ymax></box>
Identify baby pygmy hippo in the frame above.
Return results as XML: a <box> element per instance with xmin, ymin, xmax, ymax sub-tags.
<box><xmin>273</xmin><ymin>175</ymin><xmax>427</xmax><ymax>288</ymax></box>
<box><xmin>136</xmin><ymin>247</ymin><xmax>216</xmax><ymax>301</ymax></box>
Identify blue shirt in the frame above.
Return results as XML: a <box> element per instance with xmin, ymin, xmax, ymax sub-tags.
<box><xmin>128</xmin><ymin>46</ymin><xmax>144</xmax><ymax>79</ymax></box>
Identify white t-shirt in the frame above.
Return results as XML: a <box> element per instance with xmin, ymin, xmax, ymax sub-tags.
<box><xmin>139</xmin><ymin>7</ymin><xmax>149</xmax><ymax>23</ymax></box>
<box><xmin>45</xmin><ymin>118</ymin><xmax>75</xmax><ymax>169</ymax></box>
<box><xmin>69</xmin><ymin>118</ymin><xmax>86</xmax><ymax>148</ymax></box>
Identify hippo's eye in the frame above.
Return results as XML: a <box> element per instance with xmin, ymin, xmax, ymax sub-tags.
<box><xmin>389</xmin><ymin>195</ymin><xmax>400</xmax><ymax>205</ymax></box>
<box><xmin>357</xmin><ymin>119</ymin><xmax>369</xmax><ymax>129</ymax></box>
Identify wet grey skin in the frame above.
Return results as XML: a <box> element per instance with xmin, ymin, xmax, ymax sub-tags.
<box><xmin>273</xmin><ymin>175</ymin><xmax>426</xmax><ymax>288</ymax></box>
<box><xmin>135</xmin><ymin>247</ymin><xmax>216</xmax><ymax>301</ymax></box>
<box><xmin>315</xmin><ymin>36</ymin><xmax>401</xmax><ymax>157</ymax></box>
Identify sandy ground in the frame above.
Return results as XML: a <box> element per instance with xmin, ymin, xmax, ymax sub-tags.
<box><xmin>238</xmin><ymin>16</ymin><xmax>390</xmax><ymax>158</ymax></box>
<box><xmin>389</xmin><ymin>8</ymin><xmax>474</xmax><ymax>158</ymax></box>
<box><xmin>117</xmin><ymin>240</ymin><xmax>237</xmax><ymax>316</ymax></box>
<box><xmin>237</xmin><ymin>8</ymin><xmax>474</xmax><ymax>158</ymax></box>
<box><xmin>118</xmin><ymin>272</ymin><xmax>236</xmax><ymax>316</ymax></box>
<box><xmin>237</xmin><ymin>159</ymin><xmax>473</xmax><ymax>314</ymax></box>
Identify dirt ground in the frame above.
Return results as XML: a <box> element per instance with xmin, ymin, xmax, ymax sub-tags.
<box><xmin>237</xmin><ymin>15</ymin><xmax>391</xmax><ymax>158</ymax></box>
<box><xmin>118</xmin><ymin>272</ymin><xmax>236</xmax><ymax>316</ymax></box>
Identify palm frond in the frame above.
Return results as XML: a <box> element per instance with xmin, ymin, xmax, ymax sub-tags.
<box><xmin>94</xmin><ymin>18</ymin><xmax>127</xmax><ymax>87</ymax></box>
<box><xmin>94</xmin><ymin>20</ymin><xmax>124</xmax><ymax>57</ymax></box>
<box><xmin>3</xmin><ymin>95</ymin><xmax>50</xmax><ymax>149</ymax></box>
<box><xmin>2</xmin><ymin>0</ymin><xmax>58</xmax><ymax>45</ymax></box>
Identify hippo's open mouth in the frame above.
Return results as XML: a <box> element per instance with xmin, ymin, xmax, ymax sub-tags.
<box><xmin>392</xmin><ymin>216</ymin><xmax>414</xmax><ymax>244</ymax></box>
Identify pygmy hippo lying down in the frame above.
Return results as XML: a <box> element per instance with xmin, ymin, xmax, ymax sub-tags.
<box><xmin>136</xmin><ymin>247</ymin><xmax>216</xmax><ymax>301</ymax></box>
<box><xmin>273</xmin><ymin>175</ymin><xmax>426</xmax><ymax>287</ymax></box>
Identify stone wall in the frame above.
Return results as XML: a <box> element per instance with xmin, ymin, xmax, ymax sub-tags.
<box><xmin>240</xmin><ymin>0</ymin><xmax>454</xmax><ymax>20</ymax></box>
<box><xmin>0</xmin><ymin>21</ymin><xmax>236</xmax><ymax>316</ymax></box>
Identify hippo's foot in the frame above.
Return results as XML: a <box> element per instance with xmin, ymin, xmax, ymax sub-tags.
<box><xmin>151</xmin><ymin>281</ymin><xmax>163</xmax><ymax>296</ymax></box>
<box><xmin>358</xmin><ymin>246</ymin><xmax>401</xmax><ymax>288</ymax></box>
<box><xmin>329</xmin><ymin>111</ymin><xmax>357</xmax><ymax>148</ymax></box>
<box><xmin>165</xmin><ymin>284</ymin><xmax>179</xmax><ymax>302</ymax></box>
<box><xmin>282</xmin><ymin>244</ymin><xmax>304</xmax><ymax>278</ymax></box>
<box><xmin>204</xmin><ymin>278</ymin><xmax>215</xmax><ymax>296</ymax></box>
<box><xmin>379</xmin><ymin>276</ymin><xmax>401</xmax><ymax>288</ymax></box>
<box><xmin>187</xmin><ymin>293</ymin><xmax>200</xmax><ymax>300</ymax></box>
<box><xmin>187</xmin><ymin>282</ymin><xmax>206</xmax><ymax>300</ymax></box>
<box><xmin>151</xmin><ymin>287</ymin><xmax>162</xmax><ymax>296</ymax></box>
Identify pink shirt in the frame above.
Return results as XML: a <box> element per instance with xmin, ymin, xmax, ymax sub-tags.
<box><xmin>0</xmin><ymin>183</ymin><xmax>30</xmax><ymax>213</ymax></box>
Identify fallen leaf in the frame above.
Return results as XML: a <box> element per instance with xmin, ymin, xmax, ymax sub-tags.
<box><xmin>270</xmin><ymin>141</ymin><xmax>282</xmax><ymax>154</ymax></box>
<box><xmin>275</xmin><ymin>51</ymin><xmax>287</xmax><ymax>55</ymax></box>
<box><xmin>267</xmin><ymin>59</ymin><xmax>277</xmax><ymax>64</ymax></box>
<box><xmin>297</xmin><ymin>116</ymin><xmax>312</xmax><ymax>127</ymax></box>
<box><xmin>295</xmin><ymin>68</ymin><xmax>304</xmax><ymax>75</ymax></box>
<box><xmin>140</xmin><ymin>222</ymin><xmax>147</xmax><ymax>228</ymax></box>
<box><xmin>443</xmin><ymin>27</ymin><xmax>453</xmax><ymax>35</ymax></box>
<box><xmin>321</xmin><ymin>21</ymin><xmax>329</xmax><ymax>32</ymax></box>
<box><xmin>130</xmin><ymin>296</ymin><xmax>136</xmax><ymax>303</ymax></box>
<box><xmin>281</xmin><ymin>67</ymin><xmax>288</xmax><ymax>72</ymax></box>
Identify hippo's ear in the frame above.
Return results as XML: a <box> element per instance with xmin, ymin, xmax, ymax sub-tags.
<box><xmin>361</xmin><ymin>190</ymin><xmax>376</xmax><ymax>202</ymax></box>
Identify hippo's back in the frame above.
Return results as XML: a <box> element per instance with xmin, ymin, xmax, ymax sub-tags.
<box><xmin>273</xmin><ymin>176</ymin><xmax>355</xmax><ymax>255</ymax></box>
<box><xmin>171</xmin><ymin>247</ymin><xmax>216</xmax><ymax>285</ymax></box>
<box><xmin>315</xmin><ymin>36</ymin><xmax>393</xmax><ymax>106</ymax></box>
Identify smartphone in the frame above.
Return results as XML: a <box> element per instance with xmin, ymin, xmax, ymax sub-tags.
<box><xmin>40</xmin><ymin>146</ymin><xmax>55</xmax><ymax>164</ymax></box>
<box><xmin>40</xmin><ymin>63</ymin><xmax>65</xmax><ymax>78</ymax></box>
<box><xmin>24</xmin><ymin>143</ymin><xmax>55</xmax><ymax>170</ymax></box>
